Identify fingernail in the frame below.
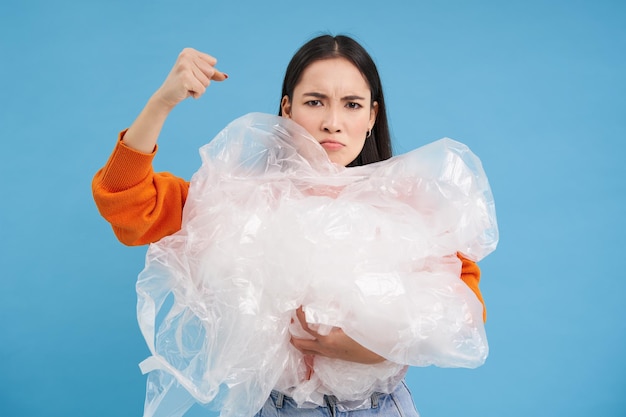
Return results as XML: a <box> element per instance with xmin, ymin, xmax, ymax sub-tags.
<box><xmin>223</xmin><ymin>73</ymin><xmax>229</xmax><ymax>79</ymax></box>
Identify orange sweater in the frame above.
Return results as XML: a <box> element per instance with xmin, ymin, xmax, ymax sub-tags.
<box><xmin>92</xmin><ymin>132</ymin><xmax>486</xmax><ymax>321</ymax></box>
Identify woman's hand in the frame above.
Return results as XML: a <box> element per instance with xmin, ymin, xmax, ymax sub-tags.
<box><xmin>122</xmin><ymin>48</ymin><xmax>228</xmax><ymax>153</ymax></box>
<box><xmin>153</xmin><ymin>48</ymin><xmax>228</xmax><ymax>110</ymax></box>
<box><xmin>290</xmin><ymin>306</ymin><xmax>385</xmax><ymax>365</ymax></box>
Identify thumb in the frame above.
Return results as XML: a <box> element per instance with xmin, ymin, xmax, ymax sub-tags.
<box><xmin>211</xmin><ymin>69</ymin><xmax>229</xmax><ymax>81</ymax></box>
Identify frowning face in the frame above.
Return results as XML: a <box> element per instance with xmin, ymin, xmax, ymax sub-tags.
<box><xmin>281</xmin><ymin>57</ymin><xmax>378</xmax><ymax>167</ymax></box>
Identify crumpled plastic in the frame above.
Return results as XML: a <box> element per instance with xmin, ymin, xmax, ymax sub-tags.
<box><xmin>135</xmin><ymin>112</ymin><xmax>499</xmax><ymax>417</ymax></box>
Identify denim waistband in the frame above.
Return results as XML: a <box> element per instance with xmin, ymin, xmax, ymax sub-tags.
<box><xmin>271</xmin><ymin>390</ymin><xmax>382</xmax><ymax>412</ymax></box>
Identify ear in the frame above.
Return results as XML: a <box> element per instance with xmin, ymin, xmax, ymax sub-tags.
<box><xmin>369</xmin><ymin>101</ymin><xmax>379</xmax><ymax>130</ymax></box>
<box><xmin>281</xmin><ymin>95</ymin><xmax>292</xmax><ymax>118</ymax></box>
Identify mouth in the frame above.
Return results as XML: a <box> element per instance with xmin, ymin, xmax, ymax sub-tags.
<box><xmin>319</xmin><ymin>139</ymin><xmax>344</xmax><ymax>151</ymax></box>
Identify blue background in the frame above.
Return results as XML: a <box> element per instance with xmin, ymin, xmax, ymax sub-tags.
<box><xmin>1</xmin><ymin>1</ymin><xmax>624</xmax><ymax>416</ymax></box>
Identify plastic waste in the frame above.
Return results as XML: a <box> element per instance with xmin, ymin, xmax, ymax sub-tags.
<box><xmin>136</xmin><ymin>113</ymin><xmax>498</xmax><ymax>417</ymax></box>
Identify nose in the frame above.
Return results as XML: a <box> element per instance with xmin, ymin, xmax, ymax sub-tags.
<box><xmin>321</xmin><ymin>106</ymin><xmax>341</xmax><ymax>133</ymax></box>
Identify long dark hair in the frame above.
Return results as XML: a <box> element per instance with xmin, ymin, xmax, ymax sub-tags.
<box><xmin>279</xmin><ymin>34</ymin><xmax>392</xmax><ymax>166</ymax></box>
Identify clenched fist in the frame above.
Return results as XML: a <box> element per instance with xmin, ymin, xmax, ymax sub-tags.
<box><xmin>153</xmin><ymin>48</ymin><xmax>228</xmax><ymax>110</ymax></box>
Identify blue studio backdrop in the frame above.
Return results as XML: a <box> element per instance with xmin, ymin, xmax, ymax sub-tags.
<box><xmin>1</xmin><ymin>1</ymin><xmax>624</xmax><ymax>416</ymax></box>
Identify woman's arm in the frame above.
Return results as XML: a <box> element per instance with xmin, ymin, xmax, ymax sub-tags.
<box><xmin>291</xmin><ymin>306</ymin><xmax>386</xmax><ymax>364</ymax></box>
<box><xmin>458</xmin><ymin>254</ymin><xmax>486</xmax><ymax>322</ymax></box>
<box><xmin>122</xmin><ymin>48</ymin><xmax>227</xmax><ymax>153</ymax></box>
<box><xmin>290</xmin><ymin>256</ymin><xmax>486</xmax><ymax>364</ymax></box>
<box><xmin>92</xmin><ymin>132</ymin><xmax>190</xmax><ymax>245</ymax></box>
<box><xmin>92</xmin><ymin>49</ymin><xmax>227</xmax><ymax>245</ymax></box>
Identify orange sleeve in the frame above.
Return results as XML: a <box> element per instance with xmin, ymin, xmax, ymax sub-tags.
<box><xmin>458</xmin><ymin>254</ymin><xmax>486</xmax><ymax>322</ymax></box>
<box><xmin>92</xmin><ymin>130</ymin><xmax>189</xmax><ymax>246</ymax></box>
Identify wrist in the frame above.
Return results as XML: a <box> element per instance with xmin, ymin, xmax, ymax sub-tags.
<box><xmin>148</xmin><ymin>89</ymin><xmax>178</xmax><ymax>114</ymax></box>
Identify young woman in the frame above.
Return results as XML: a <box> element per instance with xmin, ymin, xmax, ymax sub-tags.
<box><xmin>93</xmin><ymin>35</ymin><xmax>487</xmax><ymax>417</ymax></box>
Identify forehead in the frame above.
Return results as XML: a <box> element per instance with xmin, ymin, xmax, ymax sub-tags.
<box><xmin>295</xmin><ymin>57</ymin><xmax>371</xmax><ymax>94</ymax></box>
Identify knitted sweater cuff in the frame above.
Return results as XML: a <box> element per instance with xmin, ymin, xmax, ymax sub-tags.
<box><xmin>98</xmin><ymin>129</ymin><xmax>157</xmax><ymax>192</ymax></box>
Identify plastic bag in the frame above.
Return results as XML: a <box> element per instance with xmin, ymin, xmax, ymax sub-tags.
<box><xmin>136</xmin><ymin>113</ymin><xmax>498</xmax><ymax>417</ymax></box>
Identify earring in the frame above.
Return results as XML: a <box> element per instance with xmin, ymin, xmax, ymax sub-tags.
<box><xmin>366</xmin><ymin>129</ymin><xmax>372</xmax><ymax>139</ymax></box>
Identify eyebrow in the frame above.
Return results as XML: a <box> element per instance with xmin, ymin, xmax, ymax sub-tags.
<box><xmin>303</xmin><ymin>92</ymin><xmax>367</xmax><ymax>101</ymax></box>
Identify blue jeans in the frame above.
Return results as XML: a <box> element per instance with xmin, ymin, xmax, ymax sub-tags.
<box><xmin>254</xmin><ymin>381</ymin><xmax>420</xmax><ymax>417</ymax></box>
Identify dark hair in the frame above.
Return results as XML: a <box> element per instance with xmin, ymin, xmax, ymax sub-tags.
<box><xmin>279</xmin><ymin>34</ymin><xmax>392</xmax><ymax>166</ymax></box>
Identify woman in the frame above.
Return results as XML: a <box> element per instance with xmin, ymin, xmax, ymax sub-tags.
<box><xmin>93</xmin><ymin>35</ymin><xmax>487</xmax><ymax>417</ymax></box>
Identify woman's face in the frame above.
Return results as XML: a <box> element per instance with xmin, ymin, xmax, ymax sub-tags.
<box><xmin>281</xmin><ymin>58</ymin><xmax>378</xmax><ymax>167</ymax></box>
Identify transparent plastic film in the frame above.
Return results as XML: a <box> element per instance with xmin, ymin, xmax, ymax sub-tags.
<box><xmin>136</xmin><ymin>113</ymin><xmax>499</xmax><ymax>417</ymax></box>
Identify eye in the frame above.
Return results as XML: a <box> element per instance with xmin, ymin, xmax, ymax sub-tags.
<box><xmin>305</xmin><ymin>100</ymin><xmax>322</xmax><ymax>106</ymax></box>
<box><xmin>346</xmin><ymin>102</ymin><xmax>362</xmax><ymax>110</ymax></box>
